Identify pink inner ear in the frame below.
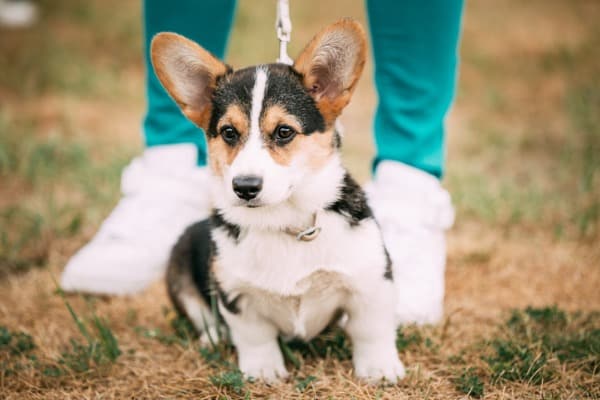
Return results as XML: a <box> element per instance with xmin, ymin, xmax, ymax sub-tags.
<box><xmin>308</xmin><ymin>60</ymin><xmax>347</xmax><ymax>100</ymax></box>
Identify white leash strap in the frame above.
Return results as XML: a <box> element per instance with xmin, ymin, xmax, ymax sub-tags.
<box><xmin>276</xmin><ymin>0</ymin><xmax>293</xmax><ymax>65</ymax></box>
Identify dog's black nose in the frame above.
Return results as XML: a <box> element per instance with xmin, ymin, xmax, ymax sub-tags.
<box><xmin>232</xmin><ymin>175</ymin><xmax>263</xmax><ymax>201</ymax></box>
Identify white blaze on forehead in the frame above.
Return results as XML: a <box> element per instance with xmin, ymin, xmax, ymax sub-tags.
<box><xmin>227</xmin><ymin>66</ymin><xmax>293</xmax><ymax>207</ymax></box>
<box><xmin>250</xmin><ymin>67</ymin><xmax>268</xmax><ymax>138</ymax></box>
<box><xmin>229</xmin><ymin>67</ymin><xmax>270</xmax><ymax>177</ymax></box>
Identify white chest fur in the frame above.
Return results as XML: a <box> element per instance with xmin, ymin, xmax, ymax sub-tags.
<box><xmin>212</xmin><ymin>212</ymin><xmax>387</xmax><ymax>339</ymax></box>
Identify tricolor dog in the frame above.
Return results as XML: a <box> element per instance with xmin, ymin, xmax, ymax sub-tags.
<box><xmin>151</xmin><ymin>18</ymin><xmax>405</xmax><ymax>383</ymax></box>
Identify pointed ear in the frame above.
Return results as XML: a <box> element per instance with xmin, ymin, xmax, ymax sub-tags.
<box><xmin>294</xmin><ymin>18</ymin><xmax>367</xmax><ymax>124</ymax></box>
<box><xmin>151</xmin><ymin>32</ymin><xmax>229</xmax><ymax>130</ymax></box>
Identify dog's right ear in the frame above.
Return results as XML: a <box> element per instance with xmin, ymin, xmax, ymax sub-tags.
<box><xmin>151</xmin><ymin>33</ymin><xmax>229</xmax><ymax>130</ymax></box>
<box><xmin>293</xmin><ymin>18</ymin><xmax>367</xmax><ymax>126</ymax></box>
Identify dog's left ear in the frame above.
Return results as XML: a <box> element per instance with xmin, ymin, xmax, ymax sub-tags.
<box><xmin>294</xmin><ymin>18</ymin><xmax>367</xmax><ymax>125</ymax></box>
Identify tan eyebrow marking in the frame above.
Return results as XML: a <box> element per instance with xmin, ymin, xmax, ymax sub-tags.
<box><xmin>208</xmin><ymin>104</ymin><xmax>249</xmax><ymax>176</ymax></box>
<box><xmin>216</xmin><ymin>103</ymin><xmax>249</xmax><ymax>136</ymax></box>
<box><xmin>260</xmin><ymin>105</ymin><xmax>303</xmax><ymax>137</ymax></box>
<box><xmin>260</xmin><ymin>104</ymin><xmax>334</xmax><ymax>167</ymax></box>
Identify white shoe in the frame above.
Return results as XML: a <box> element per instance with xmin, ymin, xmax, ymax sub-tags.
<box><xmin>365</xmin><ymin>161</ymin><xmax>455</xmax><ymax>325</ymax></box>
<box><xmin>0</xmin><ymin>0</ymin><xmax>38</xmax><ymax>28</ymax></box>
<box><xmin>60</xmin><ymin>144</ymin><xmax>211</xmax><ymax>295</ymax></box>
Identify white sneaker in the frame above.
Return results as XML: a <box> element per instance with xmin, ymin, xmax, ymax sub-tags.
<box><xmin>365</xmin><ymin>161</ymin><xmax>455</xmax><ymax>325</ymax></box>
<box><xmin>60</xmin><ymin>144</ymin><xmax>211</xmax><ymax>295</ymax></box>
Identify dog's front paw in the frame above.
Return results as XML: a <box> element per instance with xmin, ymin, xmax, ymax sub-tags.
<box><xmin>239</xmin><ymin>354</ymin><xmax>289</xmax><ymax>384</ymax></box>
<box><xmin>354</xmin><ymin>355</ymin><xmax>406</xmax><ymax>384</ymax></box>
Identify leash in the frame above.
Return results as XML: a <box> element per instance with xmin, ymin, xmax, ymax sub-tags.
<box><xmin>276</xmin><ymin>0</ymin><xmax>294</xmax><ymax>65</ymax></box>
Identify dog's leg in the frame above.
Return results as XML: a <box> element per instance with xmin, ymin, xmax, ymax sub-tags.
<box><xmin>178</xmin><ymin>292</ymin><xmax>221</xmax><ymax>346</ymax></box>
<box><xmin>345</xmin><ymin>281</ymin><xmax>405</xmax><ymax>383</ymax></box>
<box><xmin>219</xmin><ymin>304</ymin><xmax>288</xmax><ymax>383</ymax></box>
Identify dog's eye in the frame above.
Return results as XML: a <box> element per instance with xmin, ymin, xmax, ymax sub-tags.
<box><xmin>220</xmin><ymin>126</ymin><xmax>239</xmax><ymax>145</ymax></box>
<box><xmin>273</xmin><ymin>125</ymin><xmax>296</xmax><ymax>145</ymax></box>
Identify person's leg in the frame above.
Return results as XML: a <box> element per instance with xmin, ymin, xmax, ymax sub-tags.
<box><xmin>61</xmin><ymin>0</ymin><xmax>237</xmax><ymax>295</ymax></box>
<box><xmin>365</xmin><ymin>0</ymin><xmax>464</xmax><ymax>324</ymax></box>
<box><xmin>144</xmin><ymin>0</ymin><xmax>237</xmax><ymax>165</ymax></box>
<box><xmin>367</xmin><ymin>0</ymin><xmax>463</xmax><ymax>178</ymax></box>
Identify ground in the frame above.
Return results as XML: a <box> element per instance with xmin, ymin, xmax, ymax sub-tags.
<box><xmin>0</xmin><ymin>0</ymin><xmax>599</xmax><ymax>399</ymax></box>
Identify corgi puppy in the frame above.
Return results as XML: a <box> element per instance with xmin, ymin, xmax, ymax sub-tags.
<box><xmin>151</xmin><ymin>18</ymin><xmax>405</xmax><ymax>383</ymax></box>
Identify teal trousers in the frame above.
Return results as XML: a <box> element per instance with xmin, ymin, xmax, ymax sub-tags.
<box><xmin>143</xmin><ymin>0</ymin><xmax>463</xmax><ymax>178</ymax></box>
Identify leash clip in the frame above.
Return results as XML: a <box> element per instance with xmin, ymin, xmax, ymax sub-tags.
<box><xmin>296</xmin><ymin>226</ymin><xmax>321</xmax><ymax>242</ymax></box>
<box><xmin>276</xmin><ymin>0</ymin><xmax>293</xmax><ymax>65</ymax></box>
<box><xmin>285</xmin><ymin>212</ymin><xmax>321</xmax><ymax>242</ymax></box>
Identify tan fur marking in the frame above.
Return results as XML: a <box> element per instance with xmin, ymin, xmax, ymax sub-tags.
<box><xmin>217</xmin><ymin>104</ymin><xmax>250</xmax><ymax>137</ymax></box>
<box><xmin>268</xmin><ymin>129</ymin><xmax>335</xmax><ymax>169</ymax></box>
<box><xmin>186</xmin><ymin>107</ymin><xmax>214</xmax><ymax>131</ymax></box>
<box><xmin>260</xmin><ymin>105</ymin><xmax>303</xmax><ymax>137</ymax></box>
<box><xmin>208</xmin><ymin>104</ymin><xmax>249</xmax><ymax>176</ymax></box>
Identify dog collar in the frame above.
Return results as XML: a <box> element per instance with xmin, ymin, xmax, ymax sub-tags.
<box><xmin>285</xmin><ymin>212</ymin><xmax>321</xmax><ymax>242</ymax></box>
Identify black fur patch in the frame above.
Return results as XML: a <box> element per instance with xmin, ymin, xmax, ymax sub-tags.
<box><xmin>206</xmin><ymin>64</ymin><xmax>327</xmax><ymax>141</ymax></box>
<box><xmin>263</xmin><ymin>64</ymin><xmax>326</xmax><ymax>134</ymax></box>
<box><xmin>333</xmin><ymin>128</ymin><xmax>342</xmax><ymax>149</ymax></box>
<box><xmin>180</xmin><ymin>219</ymin><xmax>241</xmax><ymax>315</ymax></box>
<box><xmin>207</xmin><ymin>67</ymin><xmax>255</xmax><ymax>138</ymax></box>
<box><xmin>211</xmin><ymin>211</ymin><xmax>241</xmax><ymax>241</ymax></box>
<box><xmin>183</xmin><ymin>219</ymin><xmax>215</xmax><ymax>306</ymax></box>
<box><xmin>383</xmin><ymin>247</ymin><xmax>393</xmax><ymax>281</ymax></box>
<box><xmin>326</xmin><ymin>173</ymin><xmax>373</xmax><ymax>227</ymax></box>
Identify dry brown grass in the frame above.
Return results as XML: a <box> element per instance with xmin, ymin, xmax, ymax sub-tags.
<box><xmin>1</xmin><ymin>0</ymin><xmax>599</xmax><ymax>398</ymax></box>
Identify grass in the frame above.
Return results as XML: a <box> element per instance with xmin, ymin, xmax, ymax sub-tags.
<box><xmin>0</xmin><ymin>290</ymin><xmax>121</xmax><ymax>381</ymax></box>
<box><xmin>0</xmin><ymin>111</ymin><xmax>133</xmax><ymax>276</ymax></box>
<box><xmin>209</xmin><ymin>370</ymin><xmax>247</xmax><ymax>395</ymax></box>
<box><xmin>285</xmin><ymin>327</ymin><xmax>353</xmax><ymax>363</ymax></box>
<box><xmin>134</xmin><ymin>310</ymin><xmax>199</xmax><ymax>348</ymax></box>
<box><xmin>4</xmin><ymin>305</ymin><xmax>596</xmax><ymax>397</ymax></box>
<box><xmin>485</xmin><ymin>339</ymin><xmax>553</xmax><ymax>384</ymax></box>
<box><xmin>448</xmin><ymin>2</ymin><xmax>600</xmax><ymax>241</ymax></box>
<box><xmin>448</xmin><ymin>80</ymin><xmax>600</xmax><ymax>239</ymax></box>
<box><xmin>445</xmin><ymin>307</ymin><xmax>600</xmax><ymax>398</ymax></box>
<box><xmin>454</xmin><ymin>367</ymin><xmax>485</xmax><ymax>398</ymax></box>
<box><xmin>0</xmin><ymin>326</ymin><xmax>37</xmax><ymax>378</ymax></box>
<box><xmin>128</xmin><ymin>306</ymin><xmax>600</xmax><ymax>397</ymax></box>
<box><xmin>295</xmin><ymin>375</ymin><xmax>317</xmax><ymax>393</ymax></box>
<box><xmin>0</xmin><ymin>327</ymin><xmax>36</xmax><ymax>357</ymax></box>
<box><xmin>50</xmin><ymin>289</ymin><xmax>121</xmax><ymax>375</ymax></box>
<box><xmin>0</xmin><ymin>1</ymin><xmax>139</xmax><ymax>98</ymax></box>
<box><xmin>1</xmin><ymin>0</ymin><xmax>599</xmax><ymax>398</ymax></box>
